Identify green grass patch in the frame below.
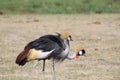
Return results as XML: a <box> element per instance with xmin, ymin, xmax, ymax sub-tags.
<box><xmin>0</xmin><ymin>0</ymin><xmax>120</xmax><ymax>14</ymax></box>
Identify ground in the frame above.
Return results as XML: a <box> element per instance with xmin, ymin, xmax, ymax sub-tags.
<box><xmin>0</xmin><ymin>14</ymin><xmax>120</xmax><ymax>80</ymax></box>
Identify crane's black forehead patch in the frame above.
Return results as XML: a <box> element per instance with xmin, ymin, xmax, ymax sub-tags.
<box><xmin>69</xmin><ymin>35</ymin><xmax>72</xmax><ymax>38</ymax></box>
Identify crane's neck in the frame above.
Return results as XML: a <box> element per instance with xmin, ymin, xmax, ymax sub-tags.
<box><xmin>63</xmin><ymin>40</ymin><xmax>77</xmax><ymax>60</ymax></box>
<box><xmin>64</xmin><ymin>39</ymin><xmax>69</xmax><ymax>46</ymax></box>
<box><xmin>67</xmin><ymin>52</ymin><xmax>77</xmax><ymax>60</ymax></box>
<box><xmin>62</xmin><ymin>40</ymin><xmax>70</xmax><ymax>55</ymax></box>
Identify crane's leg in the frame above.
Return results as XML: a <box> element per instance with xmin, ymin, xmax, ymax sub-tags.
<box><xmin>42</xmin><ymin>59</ymin><xmax>45</xmax><ymax>72</ymax></box>
<box><xmin>42</xmin><ymin>60</ymin><xmax>46</xmax><ymax>80</ymax></box>
<box><xmin>51</xmin><ymin>58</ymin><xmax>56</xmax><ymax>80</ymax></box>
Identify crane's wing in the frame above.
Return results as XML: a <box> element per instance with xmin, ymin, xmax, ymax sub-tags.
<box><xmin>28</xmin><ymin>37</ymin><xmax>62</xmax><ymax>52</ymax></box>
<box><xmin>39</xmin><ymin>35</ymin><xmax>65</xmax><ymax>50</ymax></box>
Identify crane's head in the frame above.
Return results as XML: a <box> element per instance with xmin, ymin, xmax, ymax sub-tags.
<box><xmin>56</xmin><ymin>32</ymin><xmax>73</xmax><ymax>41</ymax></box>
<box><xmin>76</xmin><ymin>46</ymin><xmax>86</xmax><ymax>59</ymax></box>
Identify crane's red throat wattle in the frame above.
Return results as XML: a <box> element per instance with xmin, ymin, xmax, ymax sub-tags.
<box><xmin>76</xmin><ymin>54</ymin><xmax>79</xmax><ymax>59</ymax></box>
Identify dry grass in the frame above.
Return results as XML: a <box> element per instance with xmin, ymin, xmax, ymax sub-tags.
<box><xmin>0</xmin><ymin>14</ymin><xmax>120</xmax><ymax>80</ymax></box>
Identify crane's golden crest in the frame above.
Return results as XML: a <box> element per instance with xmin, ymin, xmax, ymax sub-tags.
<box><xmin>76</xmin><ymin>46</ymin><xmax>84</xmax><ymax>52</ymax></box>
<box><xmin>60</xmin><ymin>32</ymin><xmax>70</xmax><ymax>40</ymax></box>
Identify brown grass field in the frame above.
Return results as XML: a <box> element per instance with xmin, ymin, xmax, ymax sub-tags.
<box><xmin>0</xmin><ymin>14</ymin><xmax>120</xmax><ymax>80</ymax></box>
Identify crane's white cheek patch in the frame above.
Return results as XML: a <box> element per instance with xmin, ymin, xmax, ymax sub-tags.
<box><xmin>68</xmin><ymin>37</ymin><xmax>71</xmax><ymax>41</ymax></box>
<box><xmin>79</xmin><ymin>51</ymin><xmax>83</xmax><ymax>55</ymax></box>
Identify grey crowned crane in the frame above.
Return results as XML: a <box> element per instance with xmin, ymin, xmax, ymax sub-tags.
<box><xmin>15</xmin><ymin>32</ymin><xmax>85</xmax><ymax>80</ymax></box>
